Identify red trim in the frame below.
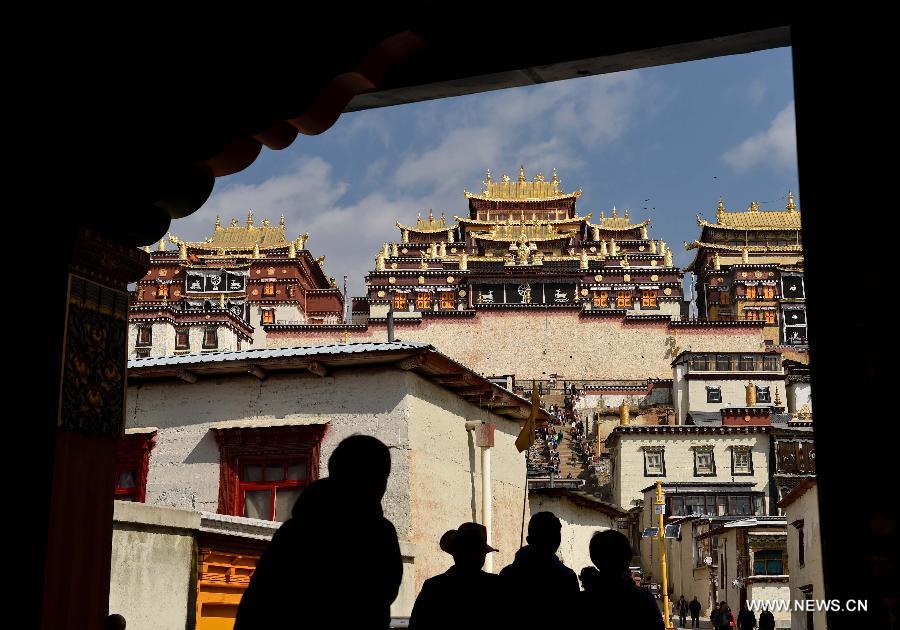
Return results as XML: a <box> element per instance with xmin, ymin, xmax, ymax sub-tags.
<box><xmin>213</xmin><ymin>425</ymin><xmax>326</xmax><ymax>518</ymax></box>
<box><xmin>114</xmin><ymin>431</ymin><xmax>157</xmax><ymax>503</ymax></box>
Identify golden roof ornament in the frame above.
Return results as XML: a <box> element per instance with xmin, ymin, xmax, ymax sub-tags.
<box><xmin>215</xmin><ymin>215</ymin><xmax>222</xmax><ymax>231</ymax></box>
<box><xmin>749</xmin><ymin>201</ymin><xmax>760</xmax><ymax>212</ymax></box>
<box><xmin>262</xmin><ymin>218</ymin><xmax>271</xmax><ymax>227</ymax></box>
<box><xmin>280</xmin><ymin>213</ymin><xmax>286</xmax><ymax>229</ymax></box>
<box><xmin>501</xmin><ymin>173</ymin><xmax>510</xmax><ymax>183</ymax></box>
<box><xmin>158</xmin><ymin>237</ymin><xmax>166</xmax><ymax>252</ymax></box>
<box><xmin>611</xmin><ymin>206</ymin><xmax>618</xmax><ymax>219</ymax></box>
<box><xmin>664</xmin><ymin>249</ymin><xmax>673</xmax><ymax>267</ymax></box>
<box><xmin>247</xmin><ymin>210</ymin><xmax>254</xmax><ymax>226</ymax></box>
<box><xmin>288</xmin><ymin>241</ymin><xmax>297</xmax><ymax>259</ymax></box>
<box><xmin>713</xmin><ymin>251</ymin><xmax>721</xmax><ymax>270</ymax></box>
<box><xmin>315</xmin><ymin>255</ymin><xmax>326</xmax><ymax>266</ymax></box>
<box><xmin>518</xmin><ymin>164</ymin><xmax>526</xmax><ymax>182</ymax></box>
<box><xmin>143</xmin><ymin>245</ymin><xmax>151</xmax><ymax>253</ymax></box>
<box><xmin>329</xmin><ymin>277</ymin><xmax>337</xmax><ymax>288</ymax></box>
<box><xmin>649</xmin><ymin>239</ymin><xmax>657</xmax><ymax>254</ymax></box>
<box><xmin>786</xmin><ymin>191</ymin><xmax>797</xmax><ymax>212</ymax></box>
<box><xmin>641</xmin><ymin>225</ymin><xmax>648</xmax><ymax>239</ymax></box>
<box><xmin>179</xmin><ymin>241</ymin><xmax>187</xmax><ymax>260</ymax></box>
<box><xmin>624</xmin><ymin>209</ymin><xmax>630</xmax><ymax>220</ymax></box>
<box><xmin>774</xmin><ymin>386</ymin><xmax>782</xmax><ymax>407</ymax></box>
<box><xmin>253</xmin><ymin>243</ymin><xmax>260</xmax><ymax>259</ymax></box>
<box><xmin>534</xmin><ymin>172</ymin><xmax>545</xmax><ymax>182</ymax></box>
<box><xmin>484</xmin><ymin>169</ymin><xmax>492</xmax><ymax>186</ymax></box>
<box><xmin>717</xmin><ymin>198</ymin><xmax>726</xmax><ymax>224</ymax></box>
<box><xmin>230</xmin><ymin>218</ymin><xmax>239</xmax><ymax>227</ymax></box>
<box><xmin>551</xmin><ymin>168</ymin><xmax>559</xmax><ymax>184</ymax></box>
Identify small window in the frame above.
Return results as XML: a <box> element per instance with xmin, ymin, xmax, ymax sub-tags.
<box><xmin>728</xmin><ymin>495</ymin><xmax>752</xmax><ymax>516</ymax></box>
<box><xmin>764</xmin><ymin>310</ymin><xmax>777</xmax><ymax>324</ymax></box>
<box><xmin>439</xmin><ymin>292</ymin><xmax>456</xmax><ymax>310</ymax></box>
<box><xmin>416</xmin><ymin>292</ymin><xmax>433</xmax><ymax>310</ymax></box>
<box><xmin>706</xmin><ymin>386</ymin><xmax>722</xmax><ymax>403</ymax></box>
<box><xmin>745</xmin><ymin>309</ymin><xmax>758</xmax><ymax>321</ymax></box>
<box><xmin>137</xmin><ymin>326</ymin><xmax>152</xmax><ymax>347</ymax></box>
<box><xmin>262</xmin><ymin>308</ymin><xmax>275</xmax><ymax>325</ymax></box>
<box><xmin>753</xmin><ymin>549</ymin><xmax>784</xmax><ymax>576</ymax></box>
<box><xmin>158</xmin><ymin>284</ymin><xmax>169</xmax><ymax>298</ymax></box>
<box><xmin>745</xmin><ymin>285</ymin><xmax>757</xmax><ymax>300</ymax></box>
<box><xmin>616</xmin><ymin>290</ymin><xmax>633</xmax><ymax>308</ymax></box>
<box><xmin>756</xmin><ymin>386</ymin><xmax>771</xmax><ymax>403</ymax></box>
<box><xmin>795</xmin><ymin>520</ymin><xmax>806</xmax><ymax>566</ymax></box>
<box><xmin>393</xmin><ymin>292</ymin><xmax>408</xmax><ymax>311</ymax></box>
<box><xmin>203</xmin><ymin>328</ymin><xmax>218</xmax><ymax>349</ymax></box>
<box><xmin>762</xmin><ymin>355</ymin><xmax>779</xmax><ymax>371</ymax></box>
<box><xmin>239</xmin><ymin>458</ymin><xmax>310</xmax><ymax>522</ymax></box>
<box><xmin>175</xmin><ymin>329</ymin><xmax>189</xmax><ymax>350</ymax></box>
<box><xmin>715</xmin><ymin>354</ymin><xmax>732</xmax><ymax>371</ymax></box>
<box><xmin>694</xmin><ymin>447</ymin><xmax>716</xmax><ymax>476</ymax></box>
<box><xmin>644</xmin><ymin>448</ymin><xmax>665</xmax><ymax>476</ymax></box>
<box><xmin>135</xmin><ymin>348</ymin><xmax>151</xmax><ymax>358</ymax></box>
<box><xmin>732</xmin><ymin>447</ymin><xmax>753</xmax><ymax>475</ymax></box>
<box><xmin>690</xmin><ymin>354</ymin><xmax>710</xmax><ymax>371</ymax></box>
<box><xmin>763</xmin><ymin>285</ymin><xmax>775</xmax><ymax>299</ymax></box>
<box><xmin>263</xmin><ymin>282</ymin><xmax>276</xmax><ymax>296</ymax></box>
<box><xmin>592</xmin><ymin>290</ymin><xmax>608</xmax><ymax>308</ymax></box>
<box><xmin>641</xmin><ymin>289</ymin><xmax>658</xmax><ymax>308</ymax></box>
<box><xmin>738</xmin><ymin>355</ymin><xmax>756</xmax><ymax>371</ymax></box>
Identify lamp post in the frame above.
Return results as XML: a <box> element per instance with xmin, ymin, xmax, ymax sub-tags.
<box><xmin>656</xmin><ymin>480</ymin><xmax>672</xmax><ymax>629</ymax></box>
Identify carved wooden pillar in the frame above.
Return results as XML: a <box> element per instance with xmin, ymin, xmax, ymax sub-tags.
<box><xmin>41</xmin><ymin>228</ymin><xmax>148</xmax><ymax>630</ymax></box>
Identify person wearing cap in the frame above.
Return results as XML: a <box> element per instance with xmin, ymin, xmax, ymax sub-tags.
<box><xmin>408</xmin><ymin>522</ymin><xmax>504</xmax><ymax>630</ymax></box>
<box><xmin>499</xmin><ymin>512</ymin><xmax>579</xmax><ymax>627</ymax></box>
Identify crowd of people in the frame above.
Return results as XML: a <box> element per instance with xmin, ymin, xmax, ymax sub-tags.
<box><xmin>526</xmin><ymin>384</ymin><xmax>599</xmax><ymax>476</ymax></box>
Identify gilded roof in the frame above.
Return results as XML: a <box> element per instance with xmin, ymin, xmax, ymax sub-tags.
<box><xmin>698</xmin><ymin>195</ymin><xmax>802</xmax><ymax>231</ymax></box>
<box><xmin>454</xmin><ymin>214</ymin><xmax>590</xmax><ymax>226</ymax></box>
<box><xmin>397</xmin><ymin>210</ymin><xmax>457</xmax><ymax>233</ymax></box>
<box><xmin>464</xmin><ymin>166</ymin><xmax>582</xmax><ymax>202</ymax></box>
<box><xmin>474</xmin><ymin>222</ymin><xmax>577</xmax><ymax>242</ymax></box>
<box><xmin>684</xmin><ymin>240</ymin><xmax>804</xmax><ymax>253</ymax></box>
<box><xmin>587</xmin><ymin>208</ymin><xmax>650</xmax><ymax>231</ymax></box>
<box><xmin>169</xmin><ymin>212</ymin><xmax>309</xmax><ymax>251</ymax></box>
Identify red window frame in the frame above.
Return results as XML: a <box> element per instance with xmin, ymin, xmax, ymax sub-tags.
<box><xmin>416</xmin><ymin>292</ymin><xmax>432</xmax><ymax>310</ymax></box>
<box><xmin>641</xmin><ymin>289</ymin><xmax>658</xmax><ymax>308</ymax></box>
<box><xmin>393</xmin><ymin>292</ymin><xmax>407</xmax><ymax>310</ymax></box>
<box><xmin>114</xmin><ymin>431</ymin><xmax>157</xmax><ymax>503</ymax></box>
<box><xmin>592</xmin><ymin>290</ymin><xmax>608</xmax><ymax>308</ymax></box>
<box><xmin>213</xmin><ymin>425</ymin><xmax>326</xmax><ymax>521</ymax></box>
<box><xmin>616</xmin><ymin>290</ymin><xmax>633</xmax><ymax>308</ymax></box>
<box><xmin>439</xmin><ymin>292</ymin><xmax>456</xmax><ymax>310</ymax></box>
<box><xmin>175</xmin><ymin>328</ymin><xmax>189</xmax><ymax>349</ymax></box>
<box><xmin>261</xmin><ymin>308</ymin><xmax>275</xmax><ymax>324</ymax></box>
<box><xmin>237</xmin><ymin>457</ymin><xmax>311</xmax><ymax>521</ymax></box>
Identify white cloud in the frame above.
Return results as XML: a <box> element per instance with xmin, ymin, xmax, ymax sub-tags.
<box><xmin>722</xmin><ymin>102</ymin><xmax>797</xmax><ymax>171</ymax></box>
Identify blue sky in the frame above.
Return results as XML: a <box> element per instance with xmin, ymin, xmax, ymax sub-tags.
<box><xmin>172</xmin><ymin>47</ymin><xmax>798</xmax><ymax>297</ymax></box>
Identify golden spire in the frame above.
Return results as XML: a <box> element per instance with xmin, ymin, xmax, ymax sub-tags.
<box><xmin>717</xmin><ymin>198</ymin><xmax>725</xmax><ymax>224</ymax></box>
<box><xmin>551</xmin><ymin>167</ymin><xmax>558</xmax><ymax>184</ymax></box>
<box><xmin>611</xmin><ymin>206</ymin><xmax>617</xmax><ymax>219</ymax></box>
<box><xmin>247</xmin><ymin>210</ymin><xmax>254</xmax><ymax>226</ymax></box>
<box><xmin>280</xmin><ymin>213</ymin><xmax>286</xmax><ymax>229</ymax></box>
<box><xmin>786</xmin><ymin>191</ymin><xmax>797</xmax><ymax>212</ymax></box>
<box><xmin>215</xmin><ymin>215</ymin><xmax>222</xmax><ymax>231</ymax></box>
<box><xmin>518</xmin><ymin>164</ymin><xmax>526</xmax><ymax>182</ymax></box>
<box><xmin>484</xmin><ymin>169</ymin><xmax>492</xmax><ymax>185</ymax></box>
<box><xmin>230</xmin><ymin>218</ymin><xmax>239</xmax><ymax>227</ymax></box>
<box><xmin>624</xmin><ymin>209</ymin><xmax>630</xmax><ymax>220</ymax></box>
<box><xmin>664</xmin><ymin>248</ymin><xmax>673</xmax><ymax>267</ymax></box>
<box><xmin>713</xmin><ymin>251</ymin><xmax>721</xmax><ymax>270</ymax></box>
<box><xmin>749</xmin><ymin>201</ymin><xmax>760</xmax><ymax>212</ymax></box>
<box><xmin>261</xmin><ymin>218</ymin><xmax>271</xmax><ymax>227</ymax></box>
<box><xmin>158</xmin><ymin>237</ymin><xmax>166</xmax><ymax>252</ymax></box>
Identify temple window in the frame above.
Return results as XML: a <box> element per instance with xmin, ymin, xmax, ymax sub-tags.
<box><xmin>592</xmin><ymin>290</ymin><xmax>608</xmax><ymax>308</ymax></box>
<box><xmin>693</xmin><ymin>446</ymin><xmax>716</xmax><ymax>476</ymax></box>
<box><xmin>393</xmin><ymin>292</ymin><xmax>408</xmax><ymax>311</ymax></box>
<box><xmin>715</xmin><ymin>354</ymin><xmax>732</xmax><ymax>370</ymax></box>
<box><xmin>261</xmin><ymin>308</ymin><xmax>275</xmax><ymax>325</ymax></box>
<box><xmin>175</xmin><ymin>328</ymin><xmax>189</xmax><ymax>350</ymax></box>
<box><xmin>738</xmin><ymin>355</ymin><xmax>756</xmax><ymax>371</ymax></box>
<box><xmin>732</xmin><ymin>447</ymin><xmax>753</xmax><ymax>475</ymax></box>
<box><xmin>135</xmin><ymin>348</ymin><xmax>150</xmax><ymax>358</ymax></box>
<box><xmin>764</xmin><ymin>310</ymin><xmax>776</xmax><ymax>324</ymax></box>
<box><xmin>263</xmin><ymin>282</ymin><xmax>276</xmax><ymax>296</ymax></box>
<box><xmin>113</xmin><ymin>431</ymin><xmax>156</xmax><ymax>503</ymax></box>
<box><xmin>239</xmin><ymin>459</ymin><xmax>310</xmax><ymax>522</ymax></box>
<box><xmin>756</xmin><ymin>386</ymin><xmax>772</xmax><ymax>403</ymax></box>
<box><xmin>439</xmin><ymin>292</ymin><xmax>456</xmax><ymax>310</ymax></box>
<box><xmin>745</xmin><ymin>285</ymin><xmax>757</xmax><ymax>300</ymax></box>
<box><xmin>136</xmin><ymin>326</ymin><xmax>152</xmax><ymax>347</ymax></box>
<box><xmin>203</xmin><ymin>328</ymin><xmax>218</xmax><ymax>349</ymax></box>
<box><xmin>763</xmin><ymin>285</ymin><xmax>775</xmax><ymax>299</ymax></box>
<box><xmin>158</xmin><ymin>284</ymin><xmax>168</xmax><ymax>298</ymax></box>
<box><xmin>641</xmin><ymin>289</ymin><xmax>658</xmax><ymax>308</ymax></box>
<box><xmin>744</xmin><ymin>309</ymin><xmax>758</xmax><ymax>321</ymax></box>
<box><xmin>762</xmin><ymin>355</ymin><xmax>780</xmax><ymax>371</ymax></box>
<box><xmin>706</xmin><ymin>386</ymin><xmax>722</xmax><ymax>403</ymax></box>
<box><xmin>643</xmin><ymin>447</ymin><xmax>665</xmax><ymax>476</ymax></box>
<box><xmin>416</xmin><ymin>292</ymin><xmax>432</xmax><ymax>310</ymax></box>
<box><xmin>753</xmin><ymin>549</ymin><xmax>784</xmax><ymax>576</ymax></box>
<box><xmin>690</xmin><ymin>354</ymin><xmax>710</xmax><ymax>370</ymax></box>
<box><xmin>616</xmin><ymin>290</ymin><xmax>633</xmax><ymax>308</ymax></box>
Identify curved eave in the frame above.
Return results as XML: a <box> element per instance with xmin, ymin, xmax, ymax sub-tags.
<box><xmin>697</xmin><ymin>216</ymin><xmax>803</xmax><ymax>232</ymax></box>
<box><xmin>396</xmin><ymin>221</ymin><xmax>458</xmax><ymax>233</ymax></box>
<box><xmin>454</xmin><ymin>214</ymin><xmax>590</xmax><ymax>226</ymax></box>
<box><xmin>474</xmin><ymin>233</ymin><xmax>576</xmax><ymax>243</ymax></box>
<box><xmin>463</xmin><ymin>190</ymin><xmax>582</xmax><ymax>202</ymax></box>
<box><xmin>586</xmin><ymin>219</ymin><xmax>651</xmax><ymax>231</ymax></box>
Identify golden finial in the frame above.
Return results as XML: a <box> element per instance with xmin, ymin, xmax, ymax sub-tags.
<box><xmin>280</xmin><ymin>213</ymin><xmax>286</xmax><ymax>229</ymax></box>
<box><xmin>501</xmin><ymin>173</ymin><xmax>510</xmax><ymax>183</ymax></box>
<box><xmin>179</xmin><ymin>241</ymin><xmax>187</xmax><ymax>260</ymax></box>
<box><xmin>247</xmin><ymin>210</ymin><xmax>254</xmax><ymax>226</ymax></box>
<box><xmin>786</xmin><ymin>191</ymin><xmax>796</xmax><ymax>212</ymax></box>
<box><xmin>774</xmin><ymin>386</ymin><xmax>782</xmax><ymax>407</ymax></box>
<box><xmin>624</xmin><ymin>209</ymin><xmax>630</xmax><ymax>220</ymax></box>
<box><xmin>714</xmin><ymin>251</ymin><xmax>721</xmax><ymax>270</ymax></box>
<box><xmin>551</xmin><ymin>167</ymin><xmax>559</xmax><ymax>184</ymax></box>
<box><xmin>749</xmin><ymin>201</ymin><xmax>760</xmax><ymax>212</ymax></box>
<box><xmin>158</xmin><ymin>237</ymin><xmax>166</xmax><ymax>252</ymax></box>
<box><xmin>316</xmin><ymin>255</ymin><xmax>326</xmax><ymax>266</ymax></box>
<box><xmin>717</xmin><ymin>198</ymin><xmax>725</xmax><ymax>224</ymax></box>
<box><xmin>428</xmin><ymin>209</ymin><xmax>434</xmax><ymax>225</ymax></box>
<box><xmin>485</xmin><ymin>169</ymin><xmax>492</xmax><ymax>184</ymax></box>
<box><xmin>611</xmin><ymin>206</ymin><xmax>617</xmax><ymax>218</ymax></box>
<box><xmin>535</xmin><ymin>172</ymin><xmax>544</xmax><ymax>182</ymax></box>
<box><xmin>329</xmin><ymin>277</ymin><xmax>337</xmax><ymax>288</ymax></box>
<box><xmin>215</xmin><ymin>215</ymin><xmax>222</xmax><ymax>230</ymax></box>
<box><xmin>261</xmin><ymin>218</ymin><xmax>271</xmax><ymax>227</ymax></box>
<box><xmin>288</xmin><ymin>241</ymin><xmax>297</xmax><ymax>259</ymax></box>
<box><xmin>518</xmin><ymin>164</ymin><xmax>526</xmax><ymax>182</ymax></box>
<box><xmin>230</xmin><ymin>218</ymin><xmax>239</xmax><ymax>227</ymax></box>
<box><xmin>440</xmin><ymin>212</ymin><xmax>446</xmax><ymax>227</ymax></box>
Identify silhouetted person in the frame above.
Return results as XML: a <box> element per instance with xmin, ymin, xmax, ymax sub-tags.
<box><xmin>716</xmin><ymin>601</ymin><xmax>735</xmax><ymax>630</ymax></box>
<box><xmin>737</xmin><ymin>601</ymin><xmax>756</xmax><ymax>629</ymax></box>
<box><xmin>500</xmin><ymin>512</ymin><xmax>579</xmax><ymax>626</ymax></box>
<box><xmin>579</xmin><ymin>566</ymin><xmax>601</xmax><ymax>592</ymax></box>
<box><xmin>235</xmin><ymin>435</ymin><xmax>402</xmax><ymax>630</ymax></box>
<box><xmin>678</xmin><ymin>595</ymin><xmax>688</xmax><ymax>627</ymax></box>
<box><xmin>758</xmin><ymin>607</ymin><xmax>775</xmax><ymax>630</ymax></box>
<box><xmin>576</xmin><ymin>530</ymin><xmax>664</xmax><ymax>630</ymax></box>
<box><xmin>408</xmin><ymin>522</ymin><xmax>503</xmax><ymax>630</ymax></box>
<box><xmin>106</xmin><ymin>614</ymin><xmax>126</xmax><ymax>630</ymax></box>
<box><xmin>689</xmin><ymin>596</ymin><xmax>702</xmax><ymax>627</ymax></box>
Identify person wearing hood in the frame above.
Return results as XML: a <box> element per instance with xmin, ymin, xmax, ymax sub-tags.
<box><xmin>499</xmin><ymin>512</ymin><xmax>579</xmax><ymax>626</ymax></box>
<box><xmin>235</xmin><ymin>435</ymin><xmax>402</xmax><ymax>630</ymax></box>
